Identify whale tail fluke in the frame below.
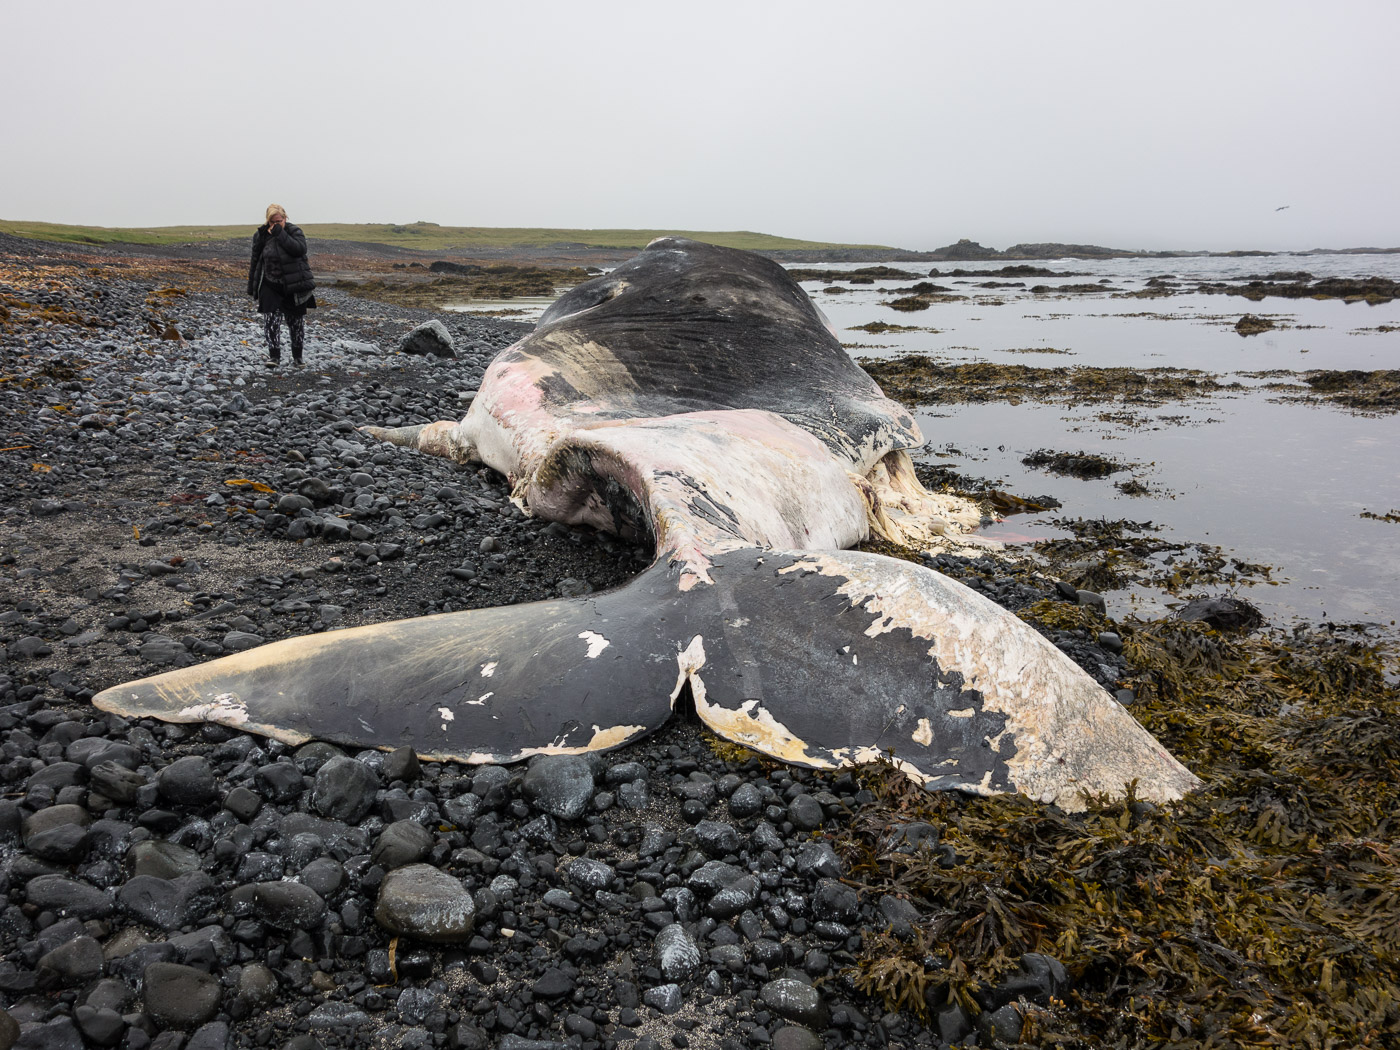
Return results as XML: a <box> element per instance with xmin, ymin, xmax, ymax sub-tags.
<box><xmin>94</xmin><ymin>547</ymin><xmax>1198</xmax><ymax>811</ymax></box>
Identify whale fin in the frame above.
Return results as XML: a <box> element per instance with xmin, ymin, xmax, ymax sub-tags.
<box><xmin>94</xmin><ymin>563</ymin><xmax>688</xmax><ymax>764</ymax></box>
<box><xmin>684</xmin><ymin>548</ymin><xmax>1199</xmax><ymax>812</ymax></box>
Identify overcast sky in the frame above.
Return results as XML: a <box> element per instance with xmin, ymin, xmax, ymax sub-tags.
<box><xmin>4</xmin><ymin>0</ymin><xmax>1396</xmax><ymax>251</ymax></box>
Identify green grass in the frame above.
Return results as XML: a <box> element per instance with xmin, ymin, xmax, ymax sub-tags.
<box><xmin>0</xmin><ymin>218</ymin><xmax>894</xmax><ymax>254</ymax></box>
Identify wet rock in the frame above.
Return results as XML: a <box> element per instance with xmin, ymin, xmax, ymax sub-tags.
<box><xmin>522</xmin><ymin>754</ymin><xmax>594</xmax><ymax>820</ymax></box>
<box><xmin>372</xmin><ymin>819</ymin><xmax>434</xmax><ymax>869</ymax></box>
<box><xmin>142</xmin><ymin>961</ymin><xmax>222</xmax><ymax>1027</ymax></box>
<box><xmin>375</xmin><ymin>863</ymin><xmax>475</xmax><ymax>942</ymax></box>
<box><xmin>156</xmin><ymin>755</ymin><xmax>218</xmax><ymax>806</ymax></box>
<box><xmin>230</xmin><ymin>881</ymin><xmax>327</xmax><ymax>929</ymax></box>
<box><xmin>1177</xmin><ymin>594</ymin><xmax>1264</xmax><ymax>631</ymax></box>
<box><xmin>26</xmin><ymin>875</ymin><xmax>113</xmax><ymax>919</ymax></box>
<box><xmin>119</xmin><ymin>872</ymin><xmax>218</xmax><ymax>930</ymax></box>
<box><xmin>759</xmin><ymin>978</ymin><xmax>828</xmax><ymax>1028</ymax></box>
<box><xmin>312</xmin><ymin>755</ymin><xmax>380</xmax><ymax>822</ymax></box>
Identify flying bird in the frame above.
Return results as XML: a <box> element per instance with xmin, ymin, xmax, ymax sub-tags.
<box><xmin>1275</xmin><ymin>205</ymin><xmax>1291</xmax><ymax>212</ymax></box>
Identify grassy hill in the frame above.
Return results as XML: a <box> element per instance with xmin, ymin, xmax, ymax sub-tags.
<box><xmin>0</xmin><ymin>219</ymin><xmax>894</xmax><ymax>254</ymax></box>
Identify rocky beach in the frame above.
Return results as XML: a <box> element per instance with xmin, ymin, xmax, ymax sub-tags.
<box><xmin>2</xmin><ymin>233</ymin><xmax>1397</xmax><ymax>1050</ymax></box>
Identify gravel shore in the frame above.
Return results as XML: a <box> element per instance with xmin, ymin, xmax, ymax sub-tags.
<box><xmin>1</xmin><ymin>239</ymin><xmax>1103</xmax><ymax>1050</ymax></box>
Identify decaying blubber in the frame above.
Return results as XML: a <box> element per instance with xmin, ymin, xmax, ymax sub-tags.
<box><xmin>95</xmin><ymin>239</ymin><xmax>1199</xmax><ymax>810</ymax></box>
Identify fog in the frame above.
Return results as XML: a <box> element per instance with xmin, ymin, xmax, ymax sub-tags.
<box><xmin>4</xmin><ymin>0</ymin><xmax>1396</xmax><ymax>251</ymax></box>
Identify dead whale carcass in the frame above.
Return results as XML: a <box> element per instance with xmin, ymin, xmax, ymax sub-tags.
<box><xmin>94</xmin><ymin>238</ymin><xmax>1199</xmax><ymax>810</ymax></box>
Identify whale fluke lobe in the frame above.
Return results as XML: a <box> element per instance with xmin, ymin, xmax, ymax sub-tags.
<box><xmin>97</xmin><ymin>238</ymin><xmax>1199</xmax><ymax>808</ymax></box>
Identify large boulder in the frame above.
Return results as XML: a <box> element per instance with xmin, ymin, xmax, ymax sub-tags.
<box><xmin>398</xmin><ymin>320</ymin><xmax>456</xmax><ymax>358</ymax></box>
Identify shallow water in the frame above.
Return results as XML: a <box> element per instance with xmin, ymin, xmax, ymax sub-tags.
<box><xmin>803</xmin><ymin>255</ymin><xmax>1400</xmax><ymax>627</ymax></box>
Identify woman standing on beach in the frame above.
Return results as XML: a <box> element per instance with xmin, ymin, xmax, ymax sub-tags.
<box><xmin>247</xmin><ymin>204</ymin><xmax>316</xmax><ymax>367</ymax></box>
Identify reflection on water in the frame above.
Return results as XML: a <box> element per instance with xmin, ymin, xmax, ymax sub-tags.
<box><xmin>445</xmin><ymin>296</ymin><xmax>558</xmax><ymax>322</ymax></box>
<box><xmin>801</xmin><ymin>254</ymin><xmax>1400</xmax><ymax>627</ymax></box>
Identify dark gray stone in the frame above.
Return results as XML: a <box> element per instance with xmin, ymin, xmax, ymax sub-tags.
<box><xmin>142</xmin><ymin>961</ymin><xmax>221</xmax><ymax>1027</ymax></box>
<box><xmin>654</xmin><ymin>924</ymin><xmax>700</xmax><ymax>982</ymax></box>
<box><xmin>312</xmin><ymin>756</ymin><xmax>379</xmax><ymax>822</ymax></box>
<box><xmin>371</xmin><ymin>820</ymin><xmax>433</xmax><ymax>870</ymax></box>
<box><xmin>374</xmin><ymin>863</ymin><xmax>475</xmax><ymax>942</ymax></box>
<box><xmin>522</xmin><ymin>755</ymin><xmax>594</xmax><ymax>820</ymax></box>
<box><xmin>759</xmin><ymin>978</ymin><xmax>828</xmax><ymax>1029</ymax></box>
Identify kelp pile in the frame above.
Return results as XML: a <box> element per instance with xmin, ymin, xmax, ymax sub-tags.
<box><xmin>1031</xmin><ymin>518</ymin><xmax>1274</xmax><ymax>596</ymax></box>
<box><xmin>860</xmin><ymin>356</ymin><xmax>1235</xmax><ymax>407</ymax></box>
<box><xmin>840</xmin><ymin>611</ymin><xmax>1400</xmax><ymax>1047</ymax></box>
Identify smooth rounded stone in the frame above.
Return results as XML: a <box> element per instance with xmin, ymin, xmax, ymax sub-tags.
<box><xmin>693</xmin><ymin>820</ymin><xmax>740</xmax><ymax>857</ymax></box>
<box><xmin>26</xmin><ymin>875</ymin><xmax>113</xmax><ymax>919</ymax></box>
<box><xmin>37</xmin><ymin>935</ymin><xmax>105</xmax><ymax>986</ymax></box>
<box><xmin>299</xmin><ymin>856</ymin><xmax>345</xmax><ymax>898</ymax></box>
<box><xmin>142</xmin><ymin>961</ymin><xmax>222</xmax><ymax>1028</ymax></box>
<box><xmin>254</xmin><ymin>760</ymin><xmax>304</xmax><ymax>802</ymax></box>
<box><xmin>156</xmin><ymin>755</ymin><xmax>218</xmax><ymax>807</ymax></box>
<box><xmin>604</xmin><ymin>761</ymin><xmax>648</xmax><ymax>785</ymax></box>
<box><xmin>236</xmin><ymin>963</ymin><xmax>278</xmax><ymax>1005</ymax></box>
<box><xmin>811</xmin><ymin>878</ymin><xmax>859</xmax><ymax>924</ymax></box>
<box><xmin>68</xmin><ymin>739</ymin><xmax>140</xmax><ymax>771</ymax></box>
<box><xmin>565</xmin><ymin>857</ymin><xmax>614</xmax><ymax>895</ymax></box>
<box><xmin>374</xmin><ymin>863</ymin><xmax>475</xmax><ymax>942</ymax></box>
<box><xmin>74</xmin><ymin>1004</ymin><xmax>125</xmax><ymax>1046</ymax></box>
<box><xmin>787</xmin><ymin>794</ymin><xmax>824</xmax><ymax>830</ymax></box>
<box><xmin>654</xmin><ymin>923</ymin><xmax>701</xmax><ymax>982</ymax></box>
<box><xmin>1097</xmin><ymin>630</ymin><xmax>1124</xmax><ymax>654</ymax></box>
<box><xmin>371</xmin><ymin>820</ymin><xmax>433</xmax><ymax>870</ymax></box>
<box><xmin>759</xmin><ymin>978</ymin><xmax>829</xmax><ymax>1029</ymax></box>
<box><xmin>294</xmin><ymin>742</ymin><xmax>345</xmax><ymax>774</ymax></box>
<box><xmin>277</xmin><ymin>493</ymin><xmax>314</xmax><ymax>514</ymax></box>
<box><xmin>231</xmin><ymin>881</ymin><xmax>327</xmax><ymax>930</ymax></box>
<box><xmin>185</xmin><ymin>1021</ymin><xmax>231</xmax><ymax>1050</ymax></box>
<box><xmin>89</xmin><ymin>761</ymin><xmax>147</xmax><ymax>803</ymax></box>
<box><xmin>794</xmin><ymin>841</ymin><xmax>843</xmax><ymax>879</ymax></box>
<box><xmin>398</xmin><ymin>320</ymin><xmax>456</xmax><ymax>357</ymax></box>
<box><xmin>878</xmin><ymin>894</ymin><xmax>921</xmax><ymax>939</ymax></box>
<box><xmin>298</xmin><ymin>477</ymin><xmax>335</xmax><ymax>503</ymax></box>
<box><xmin>221</xmin><ymin>630</ymin><xmax>264</xmax><ymax>652</ymax></box>
<box><xmin>23</xmin><ymin>804</ymin><xmax>91</xmax><ymax>863</ymax></box>
<box><xmin>119</xmin><ymin>872</ymin><xmax>219</xmax><ymax>931</ymax></box>
<box><xmin>642</xmin><ymin>983</ymin><xmax>683</xmax><ymax>1015</ymax></box>
<box><xmin>522</xmin><ymin>755</ymin><xmax>594</xmax><ymax>820</ymax></box>
<box><xmin>129</xmin><ymin>839</ymin><xmax>202</xmax><ymax>879</ymax></box>
<box><xmin>312</xmin><ymin>756</ymin><xmax>380</xmax><ymax>822</ymax></box>
<box><xmin>726</xmin><ymin>782</ymin><xmax>763</xmax><ymax>819</ymax></box>
<box><xmin>771</xmin><ymin>1026</ymin><xmax>824</xmax><ymax>1050</ymax></box>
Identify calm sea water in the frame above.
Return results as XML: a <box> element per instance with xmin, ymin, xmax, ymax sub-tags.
<box><xmin>460</xmin><ymin>254</ymin><xmax>1400</xmax><ymax>628</ymax></box>
<box><xmin>805</xmin><ymin>254</ymin><xmax>1400</xmax><ymax>627</ymax></box>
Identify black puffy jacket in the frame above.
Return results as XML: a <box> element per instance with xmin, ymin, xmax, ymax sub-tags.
<box><xmin>247</xmin><ymin>223</ymin><xmax>316</xmax><ymax>297</ymax></box>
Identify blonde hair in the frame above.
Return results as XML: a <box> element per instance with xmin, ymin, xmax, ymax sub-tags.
<box><xmin>265</xmin><ymin>203</ymin><xmax>287</xmax><ymax>222</ymax></box>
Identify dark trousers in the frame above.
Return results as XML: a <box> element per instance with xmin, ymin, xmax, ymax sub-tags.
<box><xmin>263</xmin><ymin>309</ymin><xmax>305</xmax><ymax>362</ymax></box>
